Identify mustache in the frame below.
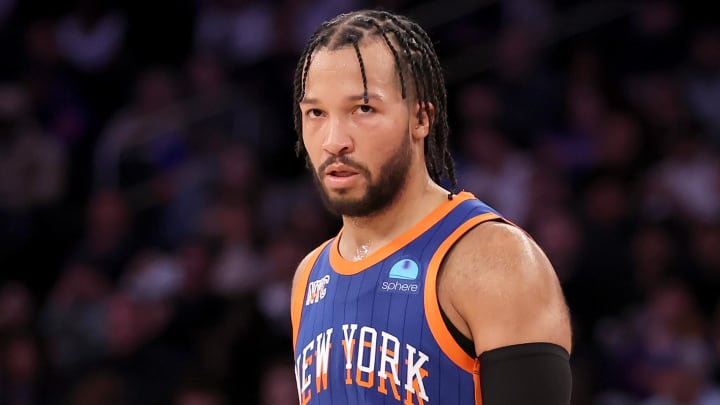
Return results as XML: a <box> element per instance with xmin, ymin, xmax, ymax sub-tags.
<box><xmin>317</xmin><ymin>156</ymin><xmax>370</xmax><ymax>176</ymax></box>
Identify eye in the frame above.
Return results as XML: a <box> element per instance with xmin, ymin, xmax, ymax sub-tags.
<box><xmin>356</xmin><ymin>104</ymin><xmax>374</xmax><ymax>114</ymax></box>
<box><xmin>306</xmin><ymin>108</ymin><xmax>323</xmax><ymax>118</ymax></box>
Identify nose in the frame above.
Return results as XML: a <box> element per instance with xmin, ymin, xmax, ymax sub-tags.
<box><xmin>322</xmin><ymin>117</ymin><xmax>353</xmax><ymax>156</ymax></box>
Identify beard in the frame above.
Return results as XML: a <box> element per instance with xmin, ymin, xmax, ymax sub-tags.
<box><xmin>311</xmin><ymin>134</ymin><xmax>412</xmax><ymax>218</ymax></box>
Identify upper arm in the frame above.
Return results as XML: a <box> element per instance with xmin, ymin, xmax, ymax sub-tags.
<box><xmin>442</xmin><ymin>221</ymin><xmax>572</xmax><ymax>356</ymax></box>
<box><xmin>290</xmin><ymin>242</ymin><xmax>330</xmax><ymax>347</ymax></box>
<box><xmin>291</xmin><ymin>252</ymin><xmax>314</xmax><ymax>305</ymax></box>
<box><xmin>290</xmin><ymin>250</ymin><xmax>316</xmax><ymax>324</ymax></box>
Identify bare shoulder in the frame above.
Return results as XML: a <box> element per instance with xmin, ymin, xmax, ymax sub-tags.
<box><xmin>290</xmin><ymin>243</ymin><xmax>329</xmax><ymax>331</ymax></box>
<box><xmin>292</xmin><ymin>246</ymin><xmax>322</xmax><ymax>295</ymax></box>
<box><xmin>441</xmin><ymin>220</ymin><xmax>572</xmax><ymax>354</ymax></box>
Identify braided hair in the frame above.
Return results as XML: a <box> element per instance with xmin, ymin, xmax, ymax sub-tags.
<box><xmin>292</xmin><ymin>10</ymin><xmax>456</xmax><ymax>190</ymax></box>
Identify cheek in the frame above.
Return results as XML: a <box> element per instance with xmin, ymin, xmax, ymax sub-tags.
<box><xmin>301</xmin><ymin>121</ymin><xmax>318</xmax><ymax>147</ymax></box>
<box><xmin>358</xmin><ymin>114</ymin><xmax>404</xmax><ymax>140</ymax></box>
<box><xmin>302</xmin><ymin>135</ymin><xmax>319</xmax><ymax>160</ymax></box>
<box><xmin>301</xmin><ymin>134</ymin><xmax>325</xmax><ymax>169</ymax></box>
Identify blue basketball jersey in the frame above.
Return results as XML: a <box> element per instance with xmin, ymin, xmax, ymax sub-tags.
<box><xmin>291</xmin><ymin>192</ymin><xmax>503</xmax><ymax>405</ymax></box>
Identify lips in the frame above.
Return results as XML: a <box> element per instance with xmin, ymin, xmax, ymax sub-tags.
<box><xmin>325</xmin><ymin>165</ymin><xmax>359</xmax><ymax>177</ymax></box>
<box><xmin>322</xmin><ymin>164</ymin><xmax>361</xmax><ymax>189</ymax></box>
<box><xmin>329</xmin><ymin>170</ymin><xmax>356</xmax><ymax>177</ymax></box>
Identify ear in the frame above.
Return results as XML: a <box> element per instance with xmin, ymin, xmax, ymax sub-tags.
<box><xmin>411</xmin><ymin>102</ymin><xmax>435</xmax><ymax>140</ymax></box>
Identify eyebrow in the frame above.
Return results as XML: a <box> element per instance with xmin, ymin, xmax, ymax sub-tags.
<box><xmin>300</xmin><ymin>92</ymin><xmax>384</xmax><ymax>105</ymax></box>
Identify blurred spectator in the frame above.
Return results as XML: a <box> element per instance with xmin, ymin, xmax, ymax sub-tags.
<box><xmin>0</xmin><ymin>0</ymin><xmax>15</xmax><ymax>24</ymax></box>
<box><xmin>69</xmin><ymin>189</ymin><xmax>135</xmax><ymax>282</ymax></box>
<box><xmin>611</xmin><ymin>0</ymin><xmax>685</xmax><ymax>77</ymax></box>
<box><xmin>0</xmin><ymin>331</ymin><xmax>49</xmax><ymax>405</ymax></box>
<box><xmin>259</xmin><ymin>178</ymin><xmax>337</xmax><ymax>252</ymax></box>
<box><xmin>259</xmin><ymin>358</ymin><xmax>298</xmax><ymax>405</ymax></box>
<box><xmin>183</xmin><ymin>51</ymin><xmax>267</xmax><ymax>149</ymax></box>
<box><xmin>104</xmin><ymin>293</ymin><xmax>150</xmax><ymax>357</ymax></box>
<box><xmin>93</xmin><ymin>67</ymin><xmax>185</xmax><ymax>190</ymax></box>
<box><xmin>54</xmin><ymin>0</ymin><xmax>127</xmax><ymax>74</ymax></box>
<box><xmin>0</xmin><ymin>83</ymin><xmax>66</xmax><ymax>211</ymax></box>
<box><xmin>628</xmin><ymin>73</ymin><xmax>691</xmax><ymax>140</ymax></box>
<box><xmin>456</xmin><ymin>125</ymin><xmax>534</xmax><ymax>225</ymax></box>
<box><xmin>102</xmin><ymin>292</ymin><xmax>188</xmax><ymax>405</ymax></box>
<box><xmin>173</xmin><ymin>377</ymin><xmax>226</xmax><ymax>405</ymax></box>
<box><xmin>194</xmin><ymin>0</ymin><xmax>275</xmax><ymax>66</ymax></box>
<box><xmin>186</xmin><ymin>52</ymin><xmax>231</xmax><ymax>106</ymax></box>
<box><xmin>119</xmin><ymin>250</ymin><xmax>183</xmax><ymax>303</ymax></box>
<box><xmin>683</xmin><ymin>25</ymin><xmax>720</xmax><ymax>140</ymax></box>
<box><xmin>0</xmin><ymin>282</ymin><xmax>35</xmax><ymax>333</ymax></box>
<box><xmin>630</xmin><ymin>223</ymin><xmax>683</xmax><ymax>297</ymax></box>
<box><xmin>642</xmin><ymin>134</ymin><xmax>720</xmax><ymax>224</ymax></box>
<box><xmin>455</xmin><ymin>81</ymin><xmax>502</xmax><ymax>131</ymax></box>
<box><xmin>0</xmin><ymin>83</ymin><xmax>67</xmax><ymax>280</ymax></box>
<box><xmin>197</xmin><ymin>295</ymin><xmax>272</xmax><ymax>404</ymax></box>
<box><xmin>530</xmin><ymin>209</ymin><xmax>583</xmax><ymax>284</ymax></box>
<box><xmin>540</xmin><ymin>46</ymin><xmax>609</xmax><ymax>176</ymax></box>
<box><xmin>204</xmin><ymin>200</ymin><xmax>265</xmax><ymax>296</ymax></box>
<box><xmin>23</xmin><ymin>20</ymin><xmax>63</xmax><ymax>71</ymax></box>
<box><xmin>66</xmin><ymin>369</ymin><xmax>128</xmax><ymax>405</ymax></box>
<box><xmin>490</xmin><ymin>22</ymin><xmax>561</xmax><ymax>148</ymax></box>
<box><xmin>594</xmin><ymin>111</ymin><xmax>647</xmax><ymax>175</ymax></box>
<box><xmin>175</xmin><ymin>239</ymin><xmax>216</xmax><ymax>299</ymax></box>
<box><xmin>594</xmin><ymin>281</ymin><xmax>710</xmax><ymax>401</ymax></box>
<box><xmin>213</xmin><ymin>141</ymin><xmax>260</xmax><ymax>203</ymax></box>
<box><xmin>284</xmin><ymin>0</ymin><xmax>365</xmax><ymax>53</ymax></box>
<box><xmin>566</xmin><ymin>171</ymin><xmax>637</xmax><ymax>331</ymax></box>
<box><xmin>641</xmin><ymin>338</ymin><xmax>720</xmax><ymax>405</ymax></box>
<box><xmin>636</xmin><ymin>282</ymin><xmax>717</xmax><ymax>404</ymax></box>
<box><xmin>163</xmin><ymin>238</ymin><xmax>226</xmax><ymax>351</ymax></box>
<box><xmin>52</xmin><ymin>0</ymin><xmax>130</xmax><ymax>129</ymax></box>
<box><xmin>500</xmin><ymin>0</ymin><xmax>553</xmax><ymax>36</ymax></box>
<box><xmin>256</xmin><ymin>235</ymin><xmax>306</xmax><ymax>336</ymax></box>
<box><xmin>41</xmin><ymin>261</ymin><xmax>111</xmax><ymax>371</ymax></box>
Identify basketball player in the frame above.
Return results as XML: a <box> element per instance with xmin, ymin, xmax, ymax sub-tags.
<box><xmin>290</xmin><ymin>10</ymin><xmax>572</xmax><ymax>404</ymax></box>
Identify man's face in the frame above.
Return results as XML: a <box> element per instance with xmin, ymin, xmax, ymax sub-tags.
<box><xmin>299</xmin><ymin>39</ymin><xmax>414</xmax><ymax>217</ymax></box>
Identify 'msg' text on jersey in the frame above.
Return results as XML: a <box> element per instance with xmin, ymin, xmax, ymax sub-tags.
<box><xmin>295</xmin><ymin>323</ymin><xmax>430</xmax><ymax>404</ymax></box>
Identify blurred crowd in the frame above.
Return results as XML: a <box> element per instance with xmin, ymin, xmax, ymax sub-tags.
<box><xmin>0</xmin><ymin>0</ymin><xmax>718</xmax><ymax>404</ymax></box>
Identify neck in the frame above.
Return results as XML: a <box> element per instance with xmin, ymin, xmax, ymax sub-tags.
<box><xmin>338</xmin><ymin>175</ymin><xmax>450</xmax><ymax>261</ymax></box>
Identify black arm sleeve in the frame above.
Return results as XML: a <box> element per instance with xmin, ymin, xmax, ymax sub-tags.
<box><xmin>478</xmin><ymin>342</ymin><xmax>571</xmax><ymax>405</ymax></box>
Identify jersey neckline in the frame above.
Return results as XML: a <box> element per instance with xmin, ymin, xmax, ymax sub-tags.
<box><xmin>328</xmin><ymin>191</ymin><xmax>475</xmax><ymax>275</ymax></box>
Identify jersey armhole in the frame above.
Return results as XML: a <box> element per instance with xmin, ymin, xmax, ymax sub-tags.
<box><xmin>437</xmin><ymin>217</ymin><xmax>512</xmax><ymax>359</ymax></box>
<box><xmin>440</xmin><ymin>304</ymin><xmax>477</xmax><ymax>357</ymax></box>
<box><xmin>423</xmin><ymin>212</ymin><xmax>502</xmax><ymax>373</ymax></box>
<box><xmin>291</xmin><ymin>239</ymin><xmax>332</xmax><ymax>348</ymax></box>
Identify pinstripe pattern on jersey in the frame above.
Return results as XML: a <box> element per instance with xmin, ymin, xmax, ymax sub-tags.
<box><xmin>293</xmin><ymin>192</ymin><xmax>502</xmax><ymax>404</ymax></box>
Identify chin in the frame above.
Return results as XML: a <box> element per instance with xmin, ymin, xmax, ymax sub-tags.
<box><xmin>326</xmin><ymin>185</ymin><xmax>360</xmax><ymax>198</ymax></box>
<box><xmin>325</xmin><ymin>190</ymin><xmax>397</xmax><ymax>218</ymax></box>
<box><xmin>325</xmin><ymin>193</ymin><xmax>369</xmax><ymax>215</ymax></box>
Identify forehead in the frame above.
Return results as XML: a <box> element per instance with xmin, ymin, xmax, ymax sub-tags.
<box><xmin>305</xmin><ymin>39</ymin><xmax>400</xmax><ymax>96</ymax></box>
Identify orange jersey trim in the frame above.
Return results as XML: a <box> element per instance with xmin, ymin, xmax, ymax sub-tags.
<box><xmin>329</xmin><ymin>191</ymin><xmax>476</xmax><ymax>275</ymax></box>
<box><xmin>473</xmin><ymin>360</ymin><xmax>483</xmax><ymax>405</ymax></box>
<box><xmin>423</xmin><ymin>212</ymin><xmax>501</xmax><ymax>373</ymax></box>
<box><xmin>292</xmin><ymin>239</ymin><xmax>333</xmax><ymax>349</ymax></box>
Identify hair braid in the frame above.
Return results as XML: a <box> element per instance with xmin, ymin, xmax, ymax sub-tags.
<box><xmin>386</xmin><ymin>28</ymin><xmax>425</xmax><ymax>122</ymax></box>
<box><xmin>397</xmin><ymin>19</ymin><xmax>456</xmax><ymax>189</ymax></box>
<box><xmin>363</xmin><ymin>19</ymin><xmax>407</xmax><ymax>99</ymax></box>
<box><xmin>293</xmin><ymin>47</ymin><xmax>312</xmax><ymax>158</ymax></box>
<box><xmin>412</xmin><ymin>37</ymin><xmax>455</xmax><ymax>189</ymax></box>
<box><xmin>351</xmin><ymin>41</ymin><xmax>369</xmax><ymax>104</ymax></box>
<box><xmin>386</xmin><ymin>23</ymin><xmax>444</xmax><ymax>182</ymax></box>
